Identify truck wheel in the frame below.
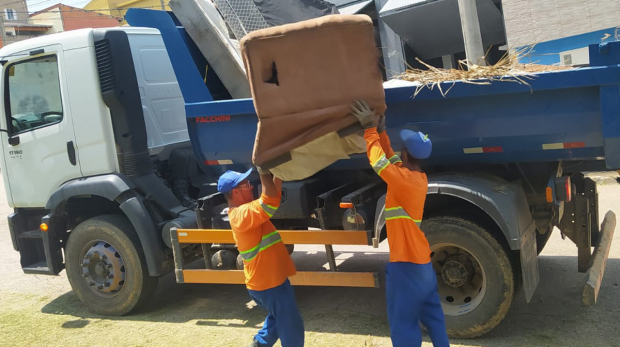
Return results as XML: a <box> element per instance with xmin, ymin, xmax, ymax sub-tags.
<box><xmin>285</xmin><ymin>244</ymin><xmax>295</xmax><ymax>255</ymax></box>
<box><xmin>212</xmin><ymin>250</ymin><xmax>237</xmax><ymax>269</ymax></box>
<box><xmin>236</xmin><ymin>253</ymin><xmax>245</xmax><ymax>270</ymax></box>
<box><xmin>423</xmin><ymin>216</ymin><xmax>514</xmax><ymax>338</ymax></box>
<box><xmin>65</xmin><ymin>214</ymin><xmax>158</xmax><ymax>316</ymax></box>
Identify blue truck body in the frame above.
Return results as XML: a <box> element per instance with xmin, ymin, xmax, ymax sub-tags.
<box><xmin>127</xmin><ymin>9</ymin><xmax>620</xmax><ymax>176</ymax></box>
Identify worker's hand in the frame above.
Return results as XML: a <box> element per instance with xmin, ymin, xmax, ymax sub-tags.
<box><xmin>377</xmin><ymin>114</ymin><xmax>386</xmax><ymax>133</ymax></box>
<box><xmin>351</xmin><ymin>100</ymin><xmax>378</xmax><ymax>129</ymax></box>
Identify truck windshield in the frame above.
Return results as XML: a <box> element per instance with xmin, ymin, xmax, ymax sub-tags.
<box><xmin>5</xmin><ymin>55</ymin><xmax>63</xmax><ymax>135</ymax></box>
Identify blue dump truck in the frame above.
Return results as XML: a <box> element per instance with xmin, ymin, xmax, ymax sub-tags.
<box><xmin>1</xmin><ymin>7</ymin><xmax>616</xmax><ymax>338</ymax></box>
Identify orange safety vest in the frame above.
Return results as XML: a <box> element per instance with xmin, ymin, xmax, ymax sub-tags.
<box><xmin>364</xmin><ymin>128</ymin><xmax>432</xmax><ymax>264</ymax></box>
<box><xmin>228</xmin><ymin>192</ymin><xmax>296</xmax><ymax>291</ymax></box>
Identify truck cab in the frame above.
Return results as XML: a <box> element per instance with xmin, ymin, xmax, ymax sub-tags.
<box><xmin>0</xmin><ymin>27</ymin><xmax>189</xmax><ymax>209</ymax></box>
<box><xmin>3</xmin><ymin>27</ymin><xmax>202</xmax><ymax>315</ymax></box>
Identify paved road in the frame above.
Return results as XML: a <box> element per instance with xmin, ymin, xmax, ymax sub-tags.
<box><xmin>1</xmin><ymin>181</ymin><xmax>619</xmax><ymax>346</ymax></box>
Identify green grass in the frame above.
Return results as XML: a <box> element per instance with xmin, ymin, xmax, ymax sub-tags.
<box><xmin>0</xmin><ymin>289</ymin><xmax>573</xmax><ymax>347</ymax></box>
<box><xmin>0</xmin><ymin>291</ymin><xmax>397</xmax><ymax>347</ymax></box>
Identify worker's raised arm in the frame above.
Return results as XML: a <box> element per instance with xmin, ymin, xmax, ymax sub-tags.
<box><xmin>260</xmin><ymin>172</ymin><xmax>281</xmax><ymax>204</ymax></box>
<box><xmin>228</xmin><ymin>172</ymin><xmax>281</xmax><ymax>233</ymax></box>
<box><xmin>364</xmin><ymin>128</ymin><xmax>407</xmax><ymax>185</ymax></box>
<box><xmin>377</xmin><ymin>116</ymin><xmax>402</xmax><ymax>167</ymax></box>
<box><xmin>351</xmin><ymin>100</ymin><xmax>406</xmax><ymax>185</ymax></box>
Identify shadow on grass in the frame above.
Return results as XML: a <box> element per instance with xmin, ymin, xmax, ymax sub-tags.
<box><xmin>41</xmin><ymin>250</ymin><xmax>391</xmax><ymax>337</ymax></box>
<box><xmin>61</xmin><ymin>319</ymin><xmax>90</xmax><ymax>329</ymax></box>
<box><xmin>39</xmin><ymin>250</ymin><xmax>620</xmax><ymax>346</ymax></box>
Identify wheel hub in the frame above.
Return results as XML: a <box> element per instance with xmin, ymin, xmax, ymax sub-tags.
<box><xmin>81</xmin><ymin>241</ymin><xmax>126</xmax><ymax>294</ymax></box>
<box><xmin>431</xmin><ymin>243</ymin><xmax>487</xmax><ymax>317</ymax></box>
<box><xmin>441</xmin><ymin>254</ymin><xmax>474</xmax><ymax>288</ymax></box>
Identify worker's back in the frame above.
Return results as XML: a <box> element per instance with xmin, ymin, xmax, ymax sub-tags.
<box><xmin>384</xmin><ymin>168</ymin><xmax>432</xmax><ymax>264</ymax></box>
<box><xmin>228</xmin><ymin>194</ymin><xmax>296</xmax><ymax>291</ymax></box>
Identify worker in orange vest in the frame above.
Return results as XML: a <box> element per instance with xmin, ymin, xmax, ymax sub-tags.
<box><xmin>351</xmin><ymin>100</ymin><xmax>450</xmax><ymax>347</ymax></box>
<box><xmin>218</xmin><ymin>169</ymin><xmax>304</xmax><ymax>347</ymax></box>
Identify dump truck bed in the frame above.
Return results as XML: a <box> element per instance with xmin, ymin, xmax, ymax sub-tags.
<box><xmin>126</xmin><ymin>9</ymin><xmax>620</xmax><ymax>177</ymax></box>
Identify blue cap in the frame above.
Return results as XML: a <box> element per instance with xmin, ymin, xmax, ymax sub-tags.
<box><xmin>399</xmin><ymin>130</ymin><xmax>432</xmax><ymax>159</ymax></box>
<box><xmin>217</xmin><ymin>169</ymin><xmax>252</xmax><ymax>193</ymax></box>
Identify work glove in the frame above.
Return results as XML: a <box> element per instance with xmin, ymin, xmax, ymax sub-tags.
<box><xmin>351</xmin><ymin>100</ymin><xmax>378</xmax><ymax>129</ymax></box>
<box><xmin>377</xmin><ymin>114</ymin><xmax>386</xmax><ymax>133</ymax></box>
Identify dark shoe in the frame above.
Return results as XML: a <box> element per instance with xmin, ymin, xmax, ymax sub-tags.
<box><xmin>247</xmin><ymin>339</ymin><xmax>260</xmax><ymax>347</ymax></box>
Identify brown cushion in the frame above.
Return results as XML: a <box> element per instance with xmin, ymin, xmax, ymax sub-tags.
<box><xmin>269</xmin><ymin>131</ymin><xmax>366</xmax><ymax>181</ymax></box>
<box><xmin>241</xmin><ymin>14</ymin><xmax>387</xmax><ymax>168</ymax></box>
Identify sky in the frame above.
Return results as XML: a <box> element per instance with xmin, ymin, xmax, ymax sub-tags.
<box><xmin>26</xmin><ymin>0</ymin><xmax>91</xmax><ymax>13</ymax></box>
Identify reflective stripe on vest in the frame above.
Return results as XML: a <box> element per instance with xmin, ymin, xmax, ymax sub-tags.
<box><xmin>239</xmin><ymin>231</ymin><xmax>283</xmax><ymax>262</ymax></box>
<box><xmin>389</xmin><ymin>155</ymin><xmax>402</xmax><ymax>165</ymax></box>
<box><xmin>385</xmin><ymin>206</ymin><xmax>422</xmax><ymax>226</ymax></box>
<box><xmin>372</xmin><ymin>154</ymin><xmax>390</xmax><ymax>175</ymax></box>
<box><xmin>259</xmin><ymin>199</ymin><xmax>278</xmax><ymax>217</ymax></box>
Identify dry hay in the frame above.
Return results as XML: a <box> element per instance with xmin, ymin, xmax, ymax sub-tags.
<box><xmin>397</xmin><ymin>46</ymin><xmax>572</xmax><ymax>97</ymax></box>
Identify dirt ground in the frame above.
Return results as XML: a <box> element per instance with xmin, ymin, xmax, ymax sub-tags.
<box><xmin>1</xmin><ymin>181</ymin><xmax>619</xmax><ymax>347</ymax></box>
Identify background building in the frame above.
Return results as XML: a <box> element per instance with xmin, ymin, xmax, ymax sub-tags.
<box><xmin>84</xmin><ymin>0</ymin><xmax>169</xmax><ymax>23</ymax></box>
<box><xmin>17</xmin><ymin>0</ymin><xmax>620</xmax><ymax>67</ymax></box>
<box><xmin>0</xmin><ymin>0</ymin><xmax>50</xmax><ymax>47</ymax></box>
<box><xmin>503</xmin><ymin>0</ymin><xmax>620</xmax><ymax>65</ymax></box>
<box><xmin>30</xmin><ymin>3</ymin><xmax>120</xmax><ymax>34</ymax></box>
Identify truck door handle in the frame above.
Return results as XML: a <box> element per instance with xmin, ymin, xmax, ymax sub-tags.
<box><xmin>66</xmin><ymin>141</ymin><xmax>76</xmax><ymax>166</ymax></box>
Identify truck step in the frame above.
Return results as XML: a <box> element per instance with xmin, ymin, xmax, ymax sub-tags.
<box><xmin>22</xmin><ymin>261</ymin><xmax>54</xmax><ymax>275</ymax></box>
<box><xmin>179</xmin><ymin>269</ymin><xmax>379</xmax><ymax>288</ymax></box>
<box><xmin>171</xmin><ymin>229</ymin><xmax>375</xmax><ymax>284</ymax></box>
<box><xmin>18</xmin><ymin>230</ymin><xmax>43</xmax><ymax>239</ymax></box>
<box><xmin>175</xmin><ymin>228</ymin><xmax>371</xmax><ymax>246</ymax></box>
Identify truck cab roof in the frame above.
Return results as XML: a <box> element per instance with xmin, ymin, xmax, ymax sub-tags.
<box><xmin>0</xmin><ymin>27</ymin><xmax>161</xmax><ymax>56</ymax></box>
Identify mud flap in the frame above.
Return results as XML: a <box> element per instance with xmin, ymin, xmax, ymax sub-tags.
<box><xmin>583</xmin><ymin>211</ymin><xmax>616</xmax><ymax>306</ymax></box>
<box><xmin>520</xmin><ymin>220</ymin><xmax>539</xmax><ymax>303</ymax></box>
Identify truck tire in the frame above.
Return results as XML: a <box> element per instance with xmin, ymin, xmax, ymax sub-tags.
<box><xmin>211</xmin><ymin>250</ymin><xmax>237</xmax><ymax>269</ymax></box>
<box><xmin>65</xmin><ymin>214</ymin><xmax>158</xmax><ymax>316</ymax></box>
<box><xmin>423</xmin><ymin>216</ymin><xmax>514</xmax><ymax>338</ymax></box>
<box><xmin>285</xmin><ymin>244</ymin><xmax>295</xmax><ymax>255</ymax></box>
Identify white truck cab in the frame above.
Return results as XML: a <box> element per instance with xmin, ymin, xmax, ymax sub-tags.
<box><xmin>2</xmin><ymin>27</ymin><xmax>200</xmax><ymax>316</ymax></box>
<box><xmin>0</xmin><ymin>27</ymin><xmax>188</xmax><ymax>208</ymax></box>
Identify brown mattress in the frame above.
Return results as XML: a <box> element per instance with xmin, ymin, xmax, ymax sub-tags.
<box><xmin>240</xmin><ymin>14</ymin><xmax>386</xmax><ymax>180</ymax></box>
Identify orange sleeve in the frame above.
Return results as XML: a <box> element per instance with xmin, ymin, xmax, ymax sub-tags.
<box><xmin>364</xmin><ymin>128</ymin><xmax>407</xmax><ymax>186</ymax></box>
<box><xmin>229</xmin><ymin>192</ymin><xmax>281</xmax><ymax>234</ymax></box>
<box><xmin>379</xmin><ymin>131</ymin><xmax>402</xmax><ymax>167</ymax></box>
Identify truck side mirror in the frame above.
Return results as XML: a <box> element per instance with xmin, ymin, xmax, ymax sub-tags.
<box><xmin>0</xmin><ymin>129</ymin><xmax>18</xmax><ymax>146</ymax></box>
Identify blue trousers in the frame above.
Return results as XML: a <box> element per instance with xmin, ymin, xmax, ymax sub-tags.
<box><xmin>247</xmin><ymin>279</ymin><xmax>304</xmax><ymax>347</ymax></box>
<box><xmin>386</xmin><ymin>262</ymin><xmax>450</xmax><ymax>347</ymax></box>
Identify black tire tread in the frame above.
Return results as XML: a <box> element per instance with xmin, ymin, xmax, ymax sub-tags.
<box><xmin>423</xmin><ymin>216</ymin><xmax>514</xmax><ymax>339</ymax></box>
<box><xmin>65</xmin><ymin>214</ymin><xmax>157</xmax><ymax>316</ymax></box>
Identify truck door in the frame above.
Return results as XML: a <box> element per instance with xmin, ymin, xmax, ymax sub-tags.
<box><xmin>0</xmin><ymin>46</ymin><xmax>82</xmax><ymax>207</ymax></box>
